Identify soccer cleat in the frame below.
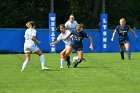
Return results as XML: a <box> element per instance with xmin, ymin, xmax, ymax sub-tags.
<box><xmin>60</xmin><ymin>66</ymin><xmax>64</xmax><ymax>68</ymax></box>
<box><xmin>121</xmin><ymin>58</ymin><xmax>124</xmax><ymax>60</ymax></box>
<box><xmin>73</xmin><ymin>62</ymin><xmax>80</xmax><ymax>68</ymax></box>
<box><xmin>42</xmin><ymin>67</ymin><xmax>50</xmax><ymax>70</ymax></box>
<box><xmin>21</xmin><ymin>69</ymin><xmax>24</xmax><ymax>72</ymax></box>
<box><xmin>82</xmin><ymin>57</ymin><xmax>86</xmax><ymax>62</ymax></box>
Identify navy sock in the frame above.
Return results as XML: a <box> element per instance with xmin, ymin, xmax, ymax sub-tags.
<box><xmin>66</xmin><ymin>56</ymin><xmax>70</xmax><ymax>63</ymax></box>
<box><xmin>127</xmin><ymin>50</ymin><xmax>131</xmax><ymax>60</ymax></box>
<box><xmin>120</xmin><ymin>51</ymin><xmax>124</xmax><ymax>60</ymax></box>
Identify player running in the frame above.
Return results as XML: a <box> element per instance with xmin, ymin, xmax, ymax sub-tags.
<box><xmin>65</xmin><ymin>24</ymin><xmax>93</xmax><ymax>68</ymax></box>
<box><xmin>50</xmin><ymin>24</ymin><xmax>72</xmax><ymax>68</ymax></box>
<box><xmin>111</xmin><ymin>18</ymin><xmax>137</xmax><ymax>60</ymax></box>
<box><xmin>21</xmin><ymin>21</ymin><xmax>49</xmax><ymax>71</ymax></box>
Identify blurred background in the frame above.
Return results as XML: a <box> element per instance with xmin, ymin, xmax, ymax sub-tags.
<box><xmin>0</xmin><ymin>0</ymin><xmax>140</xmax><ymax>29</ymax></box>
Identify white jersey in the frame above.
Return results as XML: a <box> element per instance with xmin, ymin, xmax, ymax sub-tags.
<box><xmin>57</xmin><ymin>30</ymin><xmax>72</xmax><ymax>48</ymax></box>
<box><xmin>65</xmin><ymin>20</ymin><xmax>78</xmax><ymax>32</ymax></box>
<box><xmin>24</xmin><ymin>28</ymin><xmax>36</xmax><ymax>47</ymax></box>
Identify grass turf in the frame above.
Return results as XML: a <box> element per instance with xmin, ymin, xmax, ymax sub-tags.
<box><xmin>0</xmin><ymin>53</ymin><xmax>140</xmax><ymax>93</ymax></box>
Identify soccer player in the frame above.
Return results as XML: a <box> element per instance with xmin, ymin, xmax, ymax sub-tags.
<box><xmin>21</xmin><ymin>21</ymin><xmax>49</xmax><ymax>71</ymax></box>
<box><xmin>111</xmin><ymin>18</ymin><xmax>137</xmax><ymax>60</ymax></box>
<box><xmin>64</xmin><ymin>14</ymin><xmax>78</xmax><ymax>67</ymax></box>
<box><xmin>50</xmin><ymin>24</ymin><xmax>72</xmax><ymax>68</ymax></box>
<box><xmin>65</xmin><ymin>24</ymin><xmax>93</xmax><ymax>68</ymax></box>
<box><xmin>65</xmin><ymin>14</ymin><xmax>78</xmax><ymax>33</ymax></box>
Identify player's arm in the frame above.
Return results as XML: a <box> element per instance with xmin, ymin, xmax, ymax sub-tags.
<box><xmin>129</xmin><ymin>28</ymin><xmax>137</xmax><ymax>38</ymax></box>
<box><xmin>32</xmin><ymin>36</ymin><xmax>41</xmax><ymax>44</ymax></box>
<box><xmin>50</xmin><ymin>40</ymin><xmax>59</xmax><ymax>46</ymax></box>
<box><xmin>111</xmin><ymin>29</ymin><xmax>117</xmax><ymax>41</ymax></box>
<box><xmin>88</xmin><ymin>36</ymin><xmax>93</xmax><ymax>50</ymax></box>
<box><xmin>61</xmin><ymin>31</ymin><xmax>72</xmax><ymax>40</ymax></box>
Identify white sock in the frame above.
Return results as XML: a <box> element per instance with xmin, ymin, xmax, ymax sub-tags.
<box><xmin>40</xmin><ymin>55</ymin><xmax>45</xmax><ymax>68</ymax></box>
<box><xmin>60</xmin><ymin>59</ymin><xmax>64</xmax><ymax>67</ymax></box>
<box><xmin>21</xmin><ymin>60</ymin><xmax>29</xmax><ymax>71</ymax></box>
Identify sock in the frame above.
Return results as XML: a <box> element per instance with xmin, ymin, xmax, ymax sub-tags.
<box><xmin>60</xmin><ymin>59</ymin><xmax>65</xmax><ymax>67</ymax></box>
<box><xmin>21</xmin><ymin>60</ymin><xmax>29</xmax><ymax>71</ymax></box>
<box><xmin>78</xmin><ymin>59</ymin><xmax>82</xmax><ymax>63</ymax></box>
<box><xmin>120</xmin><ymin>51</ymin><xmax>124</xmax><ymax>60</ymax></box>
<box><xmin>66</xmin><ymin>56</ymin><xmax>70</xmax><ymax>63</ymax></box>
<box><xmin>40</xmin><ymin>55</ymin><xmax>45</xmax><ymax>68</ymax></box>
<box><xmin>127</xmin><ymin>50</ymin><xmax>131</xmax><ymax>59</ymax></box>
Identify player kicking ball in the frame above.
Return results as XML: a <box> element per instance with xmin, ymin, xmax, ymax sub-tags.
<box><xmin>65</xmin><ymin>24</ymin><xmax>93</xmax><ymax>68</ymax></box>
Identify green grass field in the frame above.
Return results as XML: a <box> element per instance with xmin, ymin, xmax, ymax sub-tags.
<box><xmin>0</xmin><ymin>53</ymin><xmax>140</xmax><ymax>93</ymax></box>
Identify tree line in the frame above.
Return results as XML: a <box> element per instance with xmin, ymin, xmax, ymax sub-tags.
<box><xmin>0</xmin><ymin>0</ymin><xmax>140</xmax><ymax>29</ymax></box>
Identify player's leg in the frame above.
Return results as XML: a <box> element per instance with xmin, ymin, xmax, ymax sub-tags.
<box><xmin>34</xmin><ymin>48</ymin><xmax>49</xmax><ymax>70</ymax></box>
<box><xmin>21</xmin><ymin>52</ymin><xmax>30</xmax><ymax>71</ymax></box>
<box><xmin>65</xmin><ymin>47</ymin><xmax>73</xmax><ymax>67</ymax></box>
<box><xmin>65</xmin><ymin>55</ymin><xmax>71</xmax><ymax>68</ymax></box>
<box><xmin>65</xmin><ymin>46</ymin><xmax>73</xmax><ymax>59</ymax></box>
<box><xmin>60</xmin><ymin>48</ymin><xmax>67</xmax><ymax>68</ymax></box>
<box><xmin>120</xmin><ymin>45</ymin><xmax>124</xmax><ymax>60</ymax></box>
<box><xmin>124</xmin><ymin>42</ymin><xmax>131</xmax><ymax>60</ymax></box>
<box><xmin>73</xmin><ymin>50</ymin><xmax>83</xmax><ymax>68</ymax></box>
<box><xmin>63</xmin><ymin>48</ymin><xmax>71</xmax><ymax>68</ymax></box>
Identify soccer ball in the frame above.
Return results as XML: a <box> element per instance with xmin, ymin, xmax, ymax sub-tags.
<box><xmin>73</xmin><ymin>56</ymin><xmax>80</xmax><ymax>62</ymax></box>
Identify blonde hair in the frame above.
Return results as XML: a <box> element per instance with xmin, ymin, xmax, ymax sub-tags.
<box><xmin>120</xmin><ymin>18</ymin><xmax>126</xmax><ymax>22</ymax></box>
<box><xmin>26</xmin><ymin>21</ymin><xmax>36</xmax><ymax>28</ymax></box>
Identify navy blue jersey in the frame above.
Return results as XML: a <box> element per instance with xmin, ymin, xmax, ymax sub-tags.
<box><xmin>70</xmin><ymin>31</ymin><xmax>89</xmax><ymax>51</ymax></box>
<box><xmin>116</xmin><ymin>25</ymin><xmax>130</xmax><ymax>40</ymax></box>
<box><xmin>71</xmin><ymin>31</ymin><xmax>89</xmax><ymax>44</ymax></box>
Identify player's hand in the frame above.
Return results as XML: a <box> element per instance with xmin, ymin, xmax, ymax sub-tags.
<box><xmin>50</xmin><ymin>43</ymin><xmax>53</xmax><ymax>46</ymax></box>
<box><xmin>37</xmin><ymin>41</ymin><xmax>41</xmax><ymax>44</ymax></box>
<box><xmin>70</xmin><ymin>35</ymin><xmax>73</xmax><ymax>39</ymax></box>
<box><xmin>111</xmin><ymin>38</ymin><xmax>114</xmax><ymax>41</ymax></box>
<box><xmin>89</xmin><ymin>45</ymin><xmax>93</xmax><ymax>51</ymax></box>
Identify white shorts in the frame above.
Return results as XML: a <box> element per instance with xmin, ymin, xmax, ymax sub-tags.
<box><xmin>24</xmin><ymin>45</ymin><xmax>39</xmax><ymax>53</ymax></box>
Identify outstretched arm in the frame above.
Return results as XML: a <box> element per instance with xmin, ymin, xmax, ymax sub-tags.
<box><xmin>111</xmin><ymin>29</ymin><xmax>117</xmax><ymax>41</ymax></box>
<box><xmin>88</xmin><ymin>36</ymin><xmax>93</xmax><ymax>50</ymax></box>
<box><xmin>61</xmin><ymin>31</ymin><xmax>72</xmax><ymax>40</ymax></box>
<box><xmin>129</xmin><ymin>28</ymin><xmax>137</xmax><ymax>38</ymax></box>
<box><xmin>50</xmin><ymin>40</ymin><xmax>59</xmax><ymax>46</ymax></box>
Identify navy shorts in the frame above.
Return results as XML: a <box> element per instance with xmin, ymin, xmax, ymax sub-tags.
<box><xmin>119</xmin><ymin>38</ymin><xmax>129</xmax><ymax>46</ymax></box>
<box><xmin>69</xmin><ymin>41</ymin><xmax>83</xmax><ymax>51</ymax></box>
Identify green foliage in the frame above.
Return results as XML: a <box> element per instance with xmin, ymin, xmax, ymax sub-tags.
<box><xmin>0</xmin><ymin>0</ymin><xmax>140</xmax><ymax>28</ymax></box>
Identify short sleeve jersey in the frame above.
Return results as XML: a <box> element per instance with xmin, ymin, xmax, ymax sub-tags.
<box><xmin>65</xmin><ymin>21</ymin><xmax>78</xmax><ymax>32</ymax></box>
<box><xmin>116</xmin><ymin>25</ymin><xmax>130</xmax><ymax>40</ymax></box>
<box><xmin>72</xmin><ymin>31</ymin><xmax>89</xmax><ymax>44</ymax></box>
<box><xmin>24</xmin><ymin>28</ymin><xmax>36</xmax><ymax>47</ymax></box>
<box><xmin>57</xmin><ymin>30</ymin><xmax>72</xmax><ymax>48</ymax></box>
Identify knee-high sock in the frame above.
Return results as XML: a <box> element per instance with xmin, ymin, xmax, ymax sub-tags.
<box><xmin>40</xmin><ymin>55</ymin><xmax>45</xmax><ymax>68</ymax></box>
<box><xmin>127</xmin><ymin>50</ymin><xmax>131</xmax><ymax>59</ymax></box>
<box><xmin>120</xmin><ymin>51</ymin><xmax>124</xmax><ymax>60</ymax></box>
<box><xmin>60</xmin><ymin>59</ymin><xmax>65</xmax><ymax>67</ymax></box>
<box><xmin>21</xmin><ymin>60</ymin><xmax>29</xmax><ymax>71</ymax></box>
<box><xmin>66</xmin><ymin>56</ymin><xmax>70</xmax><ymax>63</ymax></box>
